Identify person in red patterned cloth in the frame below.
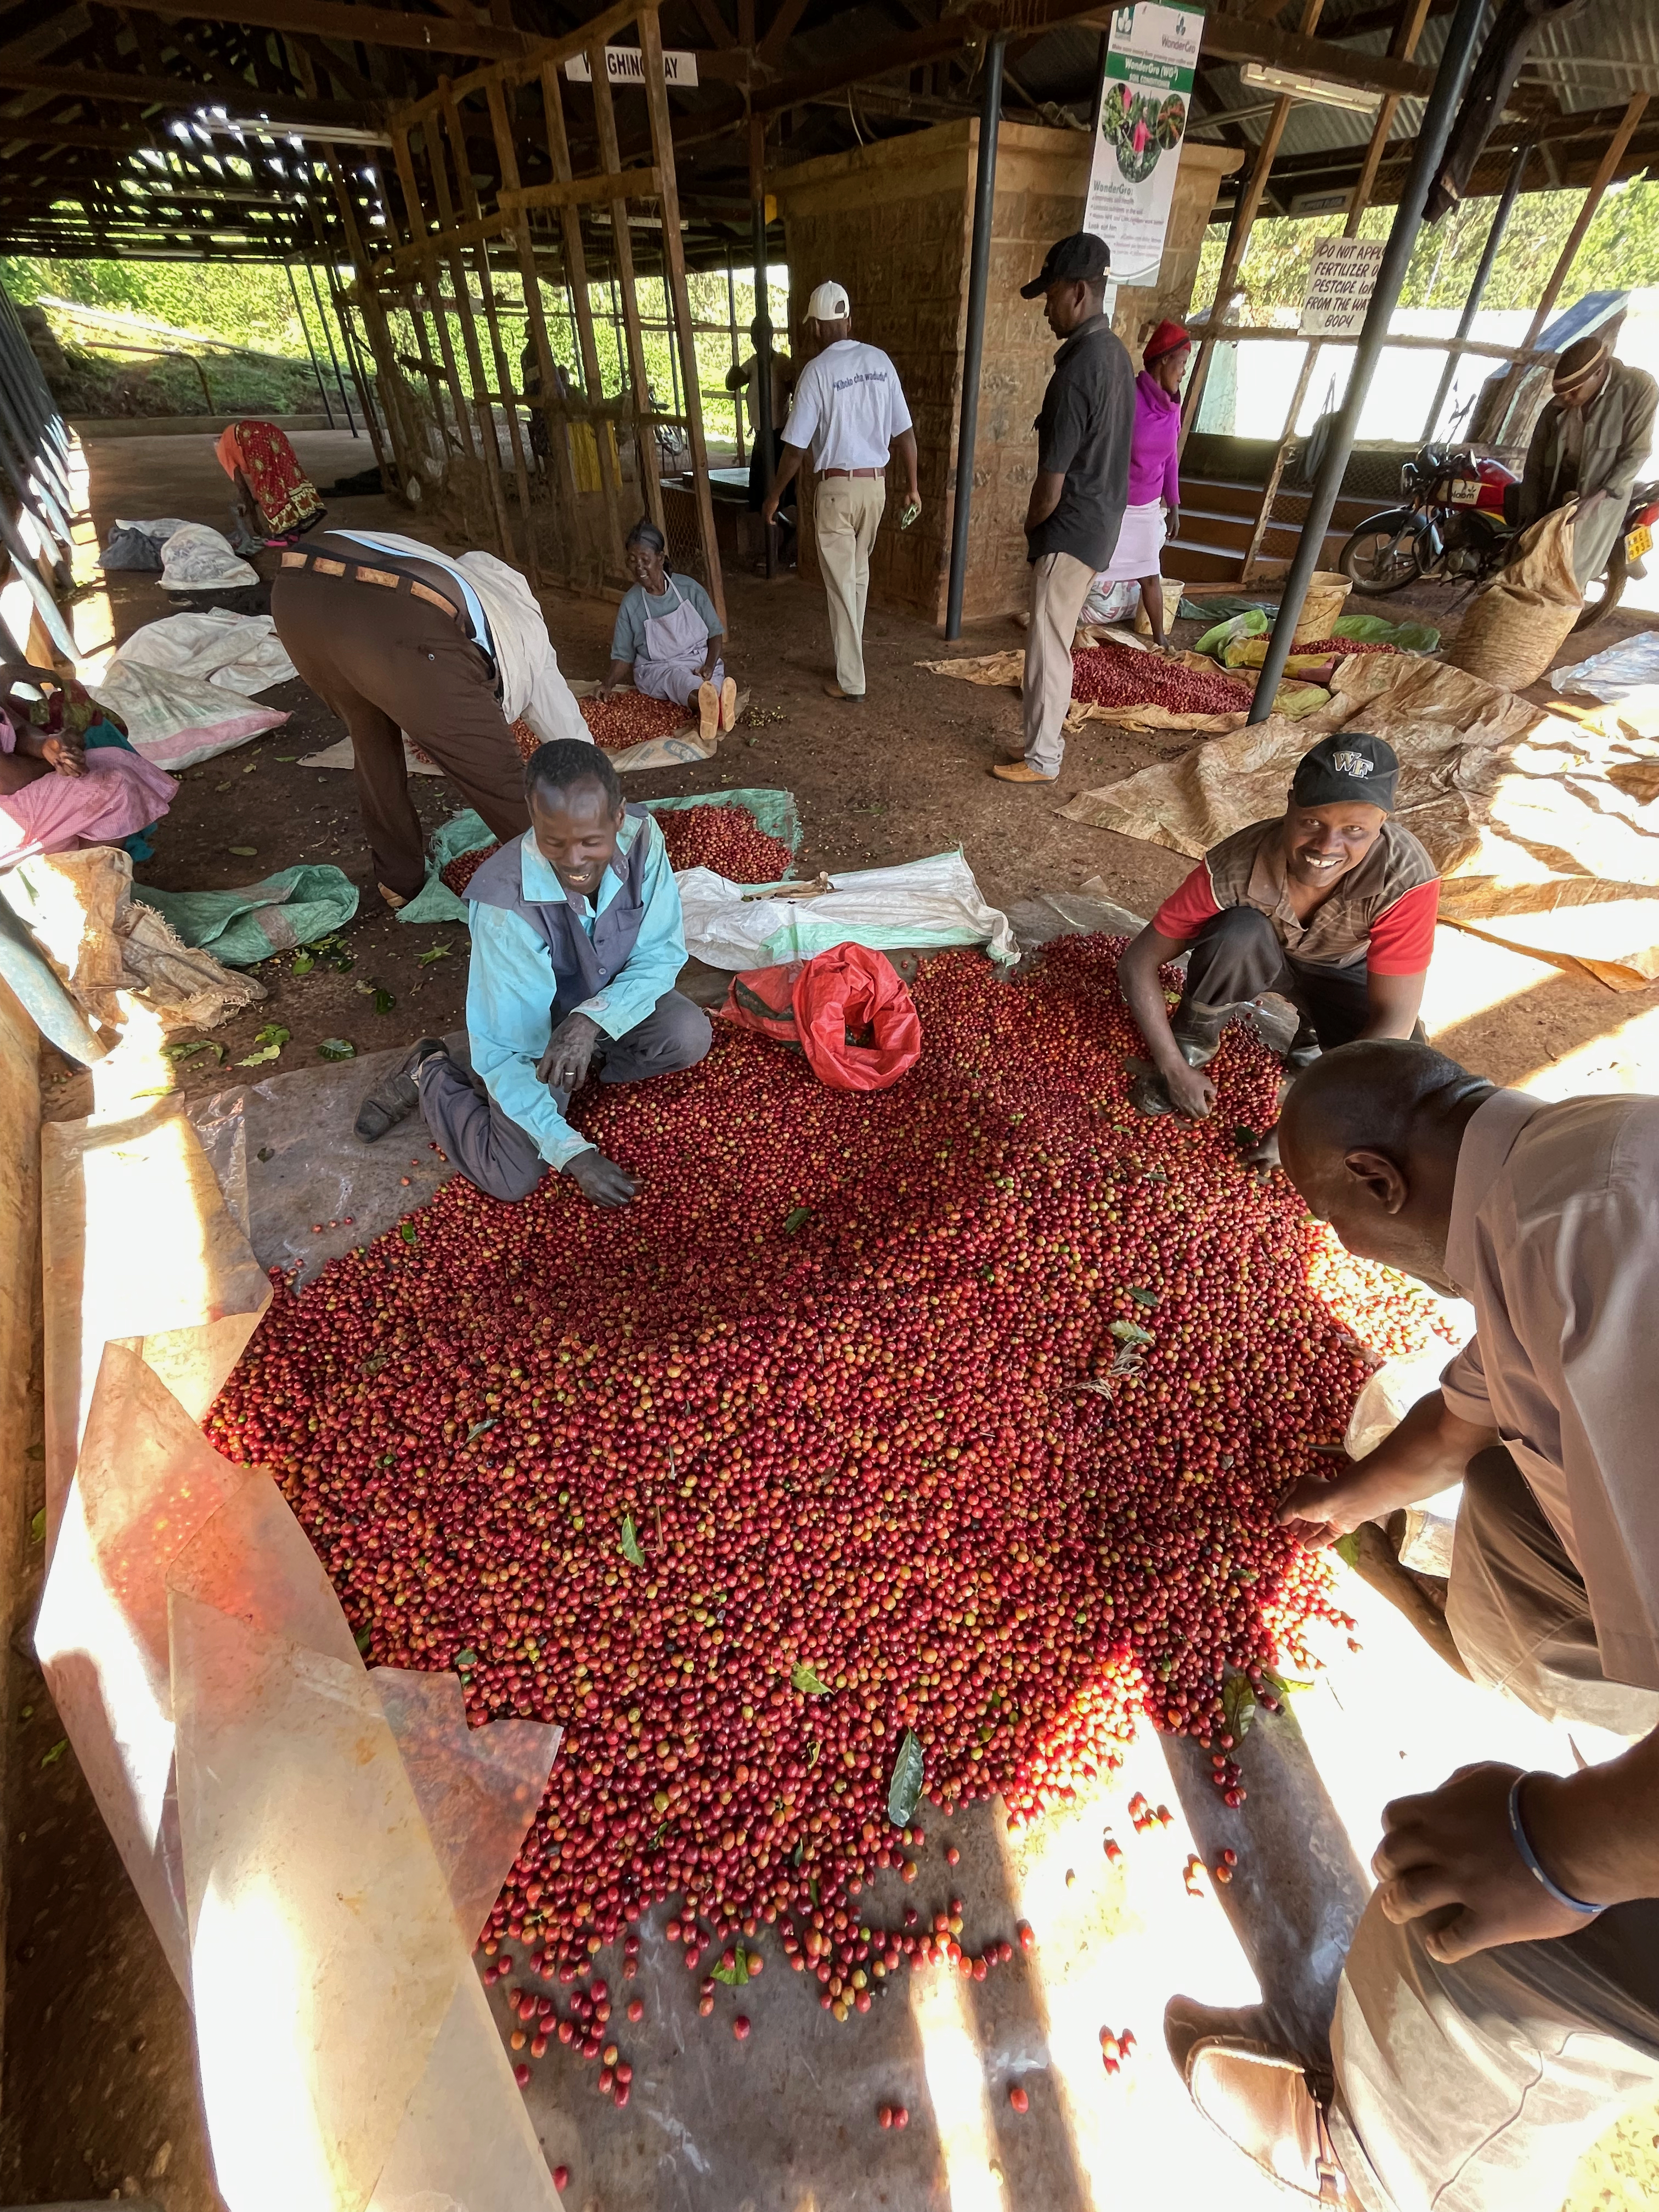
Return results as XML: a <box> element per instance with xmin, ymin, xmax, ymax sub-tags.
<box><xmin>1115</xmin><ymin>731</ymin><xmax>1438</xmax><ymax>1165</ymax></box>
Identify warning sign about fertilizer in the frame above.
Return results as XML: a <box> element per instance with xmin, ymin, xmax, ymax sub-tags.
<box><xmin>1299</xmin><ymin>237</ymin><xmax>1385</xmax><ymax>338</ymax></box>
<box><xmin>1084</xmin><ymin>4</ymin><xmax>1203</xmax><ymax>289</ymax></box>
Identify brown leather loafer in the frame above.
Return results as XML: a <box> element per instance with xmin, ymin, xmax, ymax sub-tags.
<box><xmin>990</xmin><ymin>760</ymin><xmax>1057</xmax><ymax>783</ymax></box>
<box><xmin>1166</xmin><ymin>1997</ymin><xmax>1348</xmax><ymax>2203</ymax></box>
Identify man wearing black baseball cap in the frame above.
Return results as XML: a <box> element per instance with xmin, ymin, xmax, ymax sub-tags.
<box><xmin>1115</xmin><ymin>730</ymin><xmax>1440</xmax><ymax>1158</ymax></box>
<box><xmin>992</xmin><ymin>232</ymin><xmax>1135</xmax><ymax>784</ymax></box>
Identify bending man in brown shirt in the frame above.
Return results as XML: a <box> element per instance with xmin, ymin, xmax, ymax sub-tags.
<box><xmin>1168</xmin><ymin>1038</ymin><xmax>1659</xmax><ymax>2211</ymax></box>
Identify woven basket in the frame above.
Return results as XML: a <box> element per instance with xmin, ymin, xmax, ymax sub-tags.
<box><xmin>1292</xmin><ymin>572</ymin><xmax>1352</xmax><ymax>645</ymax></box>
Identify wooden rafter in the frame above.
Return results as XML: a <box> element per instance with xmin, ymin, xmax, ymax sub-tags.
<box><xmin>115</xmin><ymin>0</ymin><xmax>536</xmax><ymax>66</ymax></box>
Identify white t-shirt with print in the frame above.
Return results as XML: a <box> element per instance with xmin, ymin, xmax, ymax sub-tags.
<box><xmin>780</xmin><ymin>340</ymin><xmax>913</xmax><ymax>472</ymax></box>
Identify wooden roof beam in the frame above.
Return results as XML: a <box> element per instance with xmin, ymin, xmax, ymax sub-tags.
<box><xmin>113</xmin><ymin>0</ymin><xmax>534</xmax><ymax>65</ymax></box>
<box><xmin>0</xmin><ymin>55</ymin><xmax>382</xmax><ymax>126</ymax></box>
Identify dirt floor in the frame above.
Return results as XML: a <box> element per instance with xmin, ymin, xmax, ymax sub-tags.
<box><xmin>7</xmin><ymin>429</ymin><xmax>1658</xmax><ymax>2210</ymax></box>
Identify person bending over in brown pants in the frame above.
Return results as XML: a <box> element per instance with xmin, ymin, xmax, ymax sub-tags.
<box><xmin>271</xmin><ymin>526</ymin><xmax>590</xmax><ymax>912</ymax></box>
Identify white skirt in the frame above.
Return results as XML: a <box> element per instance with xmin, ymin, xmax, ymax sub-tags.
<box><xmin>1099</xmin><ymin>498</ymin><xmax>1167</xmax><ymax>584</ymax></box>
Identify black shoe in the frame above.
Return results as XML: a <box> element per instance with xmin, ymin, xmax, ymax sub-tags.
<box><xmin>354</xmin><ymin>1037</ymin><xmax>444</xmax><ymax>1143</ymax></box>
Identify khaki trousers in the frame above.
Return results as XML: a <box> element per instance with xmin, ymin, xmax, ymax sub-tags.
<box><xmin>814</xmin><ymin>475</ymin><xmax>884</xmax><ymax>696</ymax></box>
<box><xmin>1022</xmin><ymin>549</ymin><xmax>1094</xmax><ymax>776</ymax></box>
<box><xmin>1329</xmin><ymin>1449</ymin><xmax>1659</xmax><ymax>2212</ymax></box>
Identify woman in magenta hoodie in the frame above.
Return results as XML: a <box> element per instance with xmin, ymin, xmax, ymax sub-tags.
<box><xmin>1093</xmin><ymin>320</ymin><xmax>1190</xmax><ymax>651</ymax></box>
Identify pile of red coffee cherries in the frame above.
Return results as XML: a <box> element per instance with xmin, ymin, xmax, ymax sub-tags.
<box><xmin>208</xmin><ymin>938</ymin><xmax>1443</xmax><ymax>2070</ymax></box>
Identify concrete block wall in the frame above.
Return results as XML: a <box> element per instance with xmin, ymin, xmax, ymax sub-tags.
<box><xmin>775</xmin><ymin>125</ymin><xmax>1241</xmax><ymax>628</ymax></box>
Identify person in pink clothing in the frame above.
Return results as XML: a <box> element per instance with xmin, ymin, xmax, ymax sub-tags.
<box><xmin>0</xmin><ymin>664</ymin><xmax>177</xmax><ymax>867</ymax></box>
<box><xmin>1092</xmin><ymin>320</ymin><xmax>1189</xmax><ymax>652</ymax></box>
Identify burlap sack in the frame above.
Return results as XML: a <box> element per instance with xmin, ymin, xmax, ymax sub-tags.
<box><xmin>1447</xmin><ymin>503</ymin><xmax>1581</xmax><ymax>691</ymax></box>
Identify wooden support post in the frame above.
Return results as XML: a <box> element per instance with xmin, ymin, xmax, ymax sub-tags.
<box><xmin>726</xmin><ymin>251</ymin><xmax>746</xmax><ymax>468</ymax></box>
<box><xmin>420</xmin><ymin>107</ymin><xmax>515</xmax><ymax>556</ymax></box>
<box><xmin>588</xmin><ymin>31</ymin><xmax>664</xmax><ymax>535</ymax></box>
<box><xmin>392</xmin><ymin>121</ymin><xmax>479</xmax><ymax>462</ymax></box>
<box><xmin>325</xmin><ymin>148</ymin><xmax>422</xmax><ymax>492</ymax></box>
<box><xmin>486</xmin><ymin>71</ymin><xmax>592</xmax><ymax>586</ymax></box>
<box><xmin>441</xmin><ymin>80</ymin><xmax>540</xmax><ymax>582</ymax></box>
<box><xmin>540</xmin><ymin>58</ymin><xmax>628</xmax><ymax>575</ymax></box>
<box><xmin>323</xmin><ymin>257</ymin><xmax>391</xmax><ymax>477</ymax></box>
<box><xmin>639</xmin><ymin>7</ymin><xmax>727</xmax><ymax>628</ymax></box>
<box><xmin>1181</xmin><ymin>0</ymin><xmax>1324</xmax><ymax>452</ymax></box>
<box><xmin>1236</xmin><ymin>0</ymin><xmax>1427</xmax><ymax>578</ymax></box>
<box><xmin>369</xmin><ymin>152</ymin><xmax>452</xmax><ymax>464</ymax></box>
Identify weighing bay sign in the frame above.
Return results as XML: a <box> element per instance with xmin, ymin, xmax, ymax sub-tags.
<box><xmin>566</xmin><ymin>46</ymin><xmax>699</xmax><ymax>86</ymax></box>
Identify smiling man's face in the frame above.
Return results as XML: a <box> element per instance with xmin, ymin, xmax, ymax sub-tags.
<box><xmin>1281</xmin><ymin>797</ymin><xmax>1387</xmax><ymax>891</ymax></box>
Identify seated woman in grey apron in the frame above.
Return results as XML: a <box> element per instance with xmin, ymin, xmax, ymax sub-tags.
<box><xmin>600</xmin><ymin>519</ymin><xmax>737</xmax><ymax>744</ymax></box>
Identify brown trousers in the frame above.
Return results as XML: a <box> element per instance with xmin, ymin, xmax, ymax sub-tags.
<box><xmin>270</xmin><ymin>568</ymin><xmax>530</xmax><ymax>898</ymax></box>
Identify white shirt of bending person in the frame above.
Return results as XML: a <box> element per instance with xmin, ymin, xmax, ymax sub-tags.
<box><xmin>780</xmin><ymin>339</ymin><xmax>913</xmax><ymax>474</ymax></box>
<box><xmin>332</xmin><ymin>528</ymin><xmax>590</xmax><ymax>748</ymax></box>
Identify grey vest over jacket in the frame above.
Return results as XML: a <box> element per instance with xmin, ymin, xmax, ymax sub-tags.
<box><xmin>467</xmin><ymin>808</ymin><xmax>653</xmax><ymax>1020</ymax></box>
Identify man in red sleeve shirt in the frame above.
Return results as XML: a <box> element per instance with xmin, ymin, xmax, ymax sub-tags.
<box><xmin>1116</xmin><ymin>732</ymin><xmax>1438</xmax><ymax>1158</ymax></box>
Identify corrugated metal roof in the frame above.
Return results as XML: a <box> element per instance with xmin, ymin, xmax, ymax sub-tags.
<box><xmin>1525</xmin><ymin>0</ymin><xmax>1659</xmax><ymax>114</ymax></box>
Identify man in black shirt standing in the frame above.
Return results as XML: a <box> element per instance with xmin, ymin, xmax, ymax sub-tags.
<box><xmin>994</xmin><ymin>232</ymin><xmax>1134</xmax><ymax>785</ymax></box>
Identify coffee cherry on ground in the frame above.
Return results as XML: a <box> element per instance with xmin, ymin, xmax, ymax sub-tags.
<box><xmin>207</xmin><ymin>939</ymin><xmax>1448</xmax><ymax>2068</ymax></box>
<box><xmin>1009</xmin><ymin>2084</ymin><xmax>1029</xmax><ymax>2114</ymax></box>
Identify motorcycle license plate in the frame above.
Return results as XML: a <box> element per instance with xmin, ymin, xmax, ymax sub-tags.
<box><xmin>1627</xmin><ymin>524</ymin><xmax>1653</xmax><ymax>561</ymax></box>
<box><xmin>1450</xmin><ymin>479</ymin><xmax>1481</xmax><ymax>505</ymax></box>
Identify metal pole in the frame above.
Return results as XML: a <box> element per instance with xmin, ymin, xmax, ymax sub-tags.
<box><xmin>1421</xmin><ymin>140</ymin><xmax>1528</xmax><ymax>442</ymax></box>
<box><xmin>749</xmin><ymin>112</ymin><xmax>777</xmax><ymax>579</ymax></box>
<box><xmin>726</xmin><ymin>249</ymin><xmax>746</xmax><ymax>467</ymax></box>
<box><xmin>308</xmin><ymin>259</ymin><xmax>357</xmax><ymax>437</ymax></box>
<box><xmin>945</xmin><ymin>33</ymin><xmax>1005</xmax><ymax>641</ymax></box>
<box><xmin>287</xmin><ymin>261</ymin><xmax>335</xmax><ymax>429</ymax></box>
<box><xmin>1247</xmin><ymin>0</ymin><xmax>1491</xmax><ymax>725</ymax></box>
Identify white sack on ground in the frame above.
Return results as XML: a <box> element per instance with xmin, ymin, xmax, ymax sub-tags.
<box><xmin>115</xmin><ymin>610</ymin><xmax>298</xmax><ymax>695</ymax></box>
<box><xmin>677</xmin><ymin>849</ymin><xmax>1017</xmax><ymax>969</ymax></box>
<box><xmin>159</xmin><ymin>522</ymin><xmax>259</xmax><ymax>591</ymax></box>
<box><xmin>92</xmin><ymin>659</ymin><xmax>286</xmax><ymax>770</ymax></box>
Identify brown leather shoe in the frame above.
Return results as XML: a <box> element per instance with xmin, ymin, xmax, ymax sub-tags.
<box><xmin>823</xmin><ymin>680</ymin><xmax>865</xmax><ymax>702</ymax></box>
<box><xmin>990</xmin><ymin>761</ymin><xmax>1057</xmax><ymax>783</ymax></box>
<box><xmin>1166</xmin><ymin>1997</ymin><xmax>1348</xmax><ymax>2203</ymax></box>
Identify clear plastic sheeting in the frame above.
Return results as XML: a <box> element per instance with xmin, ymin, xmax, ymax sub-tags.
<box><xmin>36</xmin><ymin>1092</ymin><xmax>564</xmax><ymax>2212</ymax></box>
<box><xmin>1551</xmin><ymin>639</ymin><xmax>1659</xmax><ymax>703</ymax></box>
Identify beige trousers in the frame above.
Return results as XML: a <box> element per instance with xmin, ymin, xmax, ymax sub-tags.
<box><xmin>1022</xmin><ymin>549</ymin><xmax>1094</xmax><ymax>776</ymax></box>
<box><xmin>1329</xmin><ymin>1450</ymin><xmax>1659</xmax><ymax>2212</ymax></box>
<box><xmin>814</xmin><ymin>475</ymin><xmax>885</xmax><ymax>696</ymax></box>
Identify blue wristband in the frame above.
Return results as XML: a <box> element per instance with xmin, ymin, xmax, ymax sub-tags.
<box><xmin>1506</xmin><ymin>1774</ymin><xmax>1604</xmax><ymax>1917</ymax></box>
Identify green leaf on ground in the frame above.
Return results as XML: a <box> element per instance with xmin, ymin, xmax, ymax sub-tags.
<box><xmin>455</xmin><ymin>1649</ymin><xmax>477</xmax><ymax>1672</ymax></box>
<box><xmin>40</xmin><ymin>1739</ymin><xmax>67</xmax><ymax>1767</ymax></box>
<box><xmin>166</xmin><ymin>1039</ymin><xmax>226</xmax><ymax>1065</ymax></box>
<box><xmin>238</xmin><ymin>1044</ymin><xmax>281</xmax><ymax>1066</ymax></box>
<box><xmin>227</xmin><ymin>845</ymin><xmax>257</xmax><ymax>857</ymax></box>
<box><xmin>783</xmin><ymin>1206</ymin><xmax>812</xmax><ymax>1233</ymax></box>
<box><xmin>712</xmin><ymin>1949</ymin><xmax>754</xmax><ymax>1987</ymax></box>
<box><xmin>418</xmin><ymin>941</ymin><xmax>453</xmax><ymax>966</ymax></box>
<box><xmin>791</xmin><ymin>1661</ymin><xmax>832</xmax><ymax>1696</ymax></box>
<box><xmin>464</xmin><ymin>1418</ymin><xmax>497</xmax><ymax>1446</ymax></box>
<box><xmin>620</xmin><ymin>1515</ymin><xmax>645</xmax><ymax>1566</ymax></box>
<box><xmin>353</xmin><ymin>1624</ymin><xmax>373</xmax><ymax>1655</ymax></box>
<box><xmin>398</xmin><ymin>1222</ymin><xmax>418</xmax><ymax>1246</ymax></box>
<box><xmin>318</xmin><ymin>1038</ymin><xmax>356</xmax><ymax>1060</ymax></box>
<box><xmin>1222</xmin><ymin>1673</ymin><xmax>1257</xmax><ymax>1743</ymax></box>
<box><xmin>291</xmin><ymin>952</ymin><xmax>315</xmax><ymax>976</ymax></box>
<box><xmin>1109</xmin><ymin>1319</ymin><xmax>1154</xmax><ymax>1346</ymax></box>
<box><xmin>886</xmin><ymin>1728</ymin><xmax>925</xmax><ymax>1826</ymax></box>
<box><xmin>1127</xmin><ymin>1285</ymin><xmax>1159</xmax><ymax>1307</ymax></box>
<box><xmin>29</xmin><ymin>1508</ymin><xmax>44</xmax><ymax>1544</ymax></box>
<box><xmin>373</xmin><ymin>988</ymin><xmax>396</xmax><ymax>1014</ymax></box>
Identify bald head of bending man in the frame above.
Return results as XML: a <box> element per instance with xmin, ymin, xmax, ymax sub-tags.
<box><xmin>1278</xmin><ymin>1037</ymin><xmax>1494</xmax><ymax>1296</ymax></box>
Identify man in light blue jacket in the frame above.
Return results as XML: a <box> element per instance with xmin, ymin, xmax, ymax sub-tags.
<box><xmin>354</xmin><ymin>741</ymin><xmax>709</xmax><ymax>1207</ymax></box>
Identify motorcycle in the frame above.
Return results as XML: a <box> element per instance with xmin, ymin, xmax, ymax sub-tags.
<box><xmin>1338</xmin><ymin>442</ymin><xmax>1659</xmax><ymax>631</ymax></box>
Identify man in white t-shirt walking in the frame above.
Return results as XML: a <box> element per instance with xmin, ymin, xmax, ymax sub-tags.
<box><xmin>764</xmin><ymin>279</ymin><xmax>920</xmax><ymax>703</ymax></box>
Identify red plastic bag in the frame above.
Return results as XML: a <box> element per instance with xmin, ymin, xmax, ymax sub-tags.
<box><xmin>720</xmin><ymin>947</ymin><xmax>923</xmax><ymax>1091</ymax></box>
<box><xmin>721</xmin><ymin>962</ymin><xmax>804</xmax><ymax>1047</ymax></box>
<box><xmin>791</xmin><ymin>944</ymin><xmax>922</xmax><ymax>1091</ymax></box>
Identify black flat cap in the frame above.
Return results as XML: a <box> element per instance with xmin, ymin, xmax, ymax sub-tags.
<box><xmin>1020</xmin><ymin>232</ymin><xmax>1112</xmax><ymax>298</ymax></box>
